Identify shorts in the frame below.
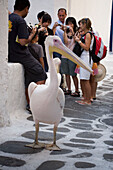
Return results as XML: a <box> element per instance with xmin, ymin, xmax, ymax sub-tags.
<box><xmin>80</xmin><ymin>52</ymin><xmax>93</xmax><ymax>80</ymax></box>
<box><xmin>61</xmin><ymin>58</ymin><xmax>77</xmax><ymax>76</ymax></box>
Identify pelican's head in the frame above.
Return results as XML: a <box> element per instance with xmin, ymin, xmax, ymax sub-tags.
<box><xmin>45</xmin><ymin>35</ymin><xmax>93</xmax><ymax>73</ymax></box>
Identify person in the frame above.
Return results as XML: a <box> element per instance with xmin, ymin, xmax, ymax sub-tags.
<box><xmin>51</xmin><ymin>8</ymin><xmax>67</xmax><ymax>90</ymax></box>
<box><xmin>74</xmin><ymin>18</ymin><xmax>94</xmax><ymax>105</ymax></box>
<box><xmin>61</xmin><ymin>17</ymin><xmax>80</xmax><ymax>96</ymax></box>
<box><xmin>35</xmin><ymin>11</ymin><xmax>46</xmax><ymax>28</ymax></box>
<box><xmin>28</xmin><ymin>33</ymin><xmax>45</xmax><ymax>69</ymax></box>
<box><xmin>38</xmin><ymin>13</ymin><xmax>54</xmax><ymax>71</ymax></box>
<box><xmin>8</xmin><ymin>0</ymin><xmax>47</xmax><ymax>110</ymax></box>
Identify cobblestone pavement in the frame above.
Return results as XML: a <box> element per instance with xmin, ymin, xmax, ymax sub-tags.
<box><xmin>0</xmin><ymin>55</ymin><xmax>113</xmax><ymax>170</ymax></box>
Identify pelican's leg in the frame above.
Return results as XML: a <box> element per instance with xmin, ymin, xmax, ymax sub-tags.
<box><xmin>45</xmin><ymin>126</ymin><xmax>61</xmax><ymax>151</ymax></box>
<box><xmin>25</xmin><ymin>122</ymin><xmax>45</xmax><ymax>149</ymax></box>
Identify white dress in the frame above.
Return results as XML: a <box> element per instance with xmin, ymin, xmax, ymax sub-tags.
<box><xmin>80</xmin><ymin>35</ymin><xmax>94</xmax><ymax>80</ymax></box>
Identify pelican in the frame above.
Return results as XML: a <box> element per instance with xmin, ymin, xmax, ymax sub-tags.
<box><xmin>27</xmin><ymin>36</ymin><xmax>93</xmax><ymax>151</ymax></box>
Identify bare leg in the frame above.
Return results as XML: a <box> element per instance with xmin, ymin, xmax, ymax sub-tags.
<box><xmin>65</xmin><ymin>74</ymin><xmax>71</xmax><ymax>91</ymax></box>
<box><xmin>83</xmin><ymin>80</ymin><xmax>91</xmax><ymax>103</ymax></box>
<box><xmin>72</xmin><ymin>75</ymin><xmax>79</xmax><ymax>92</ymax></box>
<box><xmin>45</xmin><ymin>126</ymin><xmax>61</xmax><ymax>151</ymax></box>
<box><xmin>90</xmin><ymin>75</ymin><xmax>97</xmax><ymax>99</ymax></box>
<box><xmin>80</xmin><ymin>80</ymin><xmax>85</xmax><ymax>99</ymax></box>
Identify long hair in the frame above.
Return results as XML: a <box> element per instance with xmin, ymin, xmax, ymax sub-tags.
<box><xmin>78</xmin><ymin>18</ymin><xmax>92</xmax><ymax>30</ymax></box>
<box><xmin>66</xmin><ymin>17</ymin><xmax>78</xmax><ymax>33</ymax></box>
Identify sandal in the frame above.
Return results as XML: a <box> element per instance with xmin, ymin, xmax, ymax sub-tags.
<box><xmin>75</xmin><ymin>100</ymin><xmax>91</xmax><ymax>105</ymax></box>
<box><xmin>71</xmin><ymin>91</ymin><xmax>80</xmax><ymax>97</ymax></box>
<box><xmin>64</xmin><ymin>90</ymin><xmax>71</xmax><ymax>95</ymax></box>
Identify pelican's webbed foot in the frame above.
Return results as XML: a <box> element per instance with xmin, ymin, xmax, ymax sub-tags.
<box><xmin>45</xmin><ymin>143</ymin><xmax>61</xmax><ymax>151</ymax></box>
<box><xmin>25</xmin><ymin>142</ymin><xmax>45</xmax><ymax>149</ymax></box>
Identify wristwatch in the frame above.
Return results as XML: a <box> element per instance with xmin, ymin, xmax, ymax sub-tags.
<box><xmin>78</xmin><ymin>40</ymin><xmax>82</xmax><ymax>44</ymax></box>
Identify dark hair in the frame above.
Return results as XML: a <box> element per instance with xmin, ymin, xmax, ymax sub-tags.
<box><xmin>66</xmin><ymin>17</ymin><xmax>78</xmax><ymax>33</ymax></box>
<box><xmin>14</xmin><ymin>0</ymin><xmax>30</xmax><ymax>11</ymax></box>
<box><xmin>58</xmin><ymin>8</ymin><xmax>67</xmax><ymax>14</ymax></box>
<box><xmin>78</xmin><ymin>18</ymin><xmax>92</xmax><ymax>30</ymax></box>
<box><xmin>37</xmin><ymin>11</ymin><xmax>46</xmax><ymax>20</ymax></box>
<box><xmin>42</xmin><ymin>13</ymin><xmax>52</xmax><ymax>24</ymax></box>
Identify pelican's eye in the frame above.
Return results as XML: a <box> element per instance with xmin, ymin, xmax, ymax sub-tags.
<box><xmin>54</xmin><ymin>39</ymin><xmax>57</xmax><ymax>42</ymax></box>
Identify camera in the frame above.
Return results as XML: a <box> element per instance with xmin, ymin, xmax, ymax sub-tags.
<box><xmin>58</xmin><ymin>24</ymin><xmax>62</xmax><ymax>27</ymax></box>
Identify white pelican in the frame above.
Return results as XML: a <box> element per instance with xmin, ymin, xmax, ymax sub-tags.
<box><xmin>27</xmin><ymin>36</ymin><xmax>93</xmax><ymax>151</ymax></box>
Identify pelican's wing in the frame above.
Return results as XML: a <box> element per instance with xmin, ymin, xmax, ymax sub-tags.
<box><xmin>57</xmin><ymin>88</ymin><xmax>65</xmax><ymax>109</ymax></box>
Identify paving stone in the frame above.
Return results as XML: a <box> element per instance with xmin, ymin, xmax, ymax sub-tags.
<box><xmin>63</xmin><ymin>143</ymin><xmax>95</xmax><ymax>149</ymax></box>
<box><xmin>75</xmin><ymin>162</ymin><xmax>96</xmax><ymax>168</ymax></box>
<box><xmin>47</xmin><ymin>127</ymin><xmax>70</xmax><ymax>133</ymax></box>
<box><xmin>76</xmin><ymin>132</ymin><xmax>102</xmax><ymax>139</ymax></box>
<box><xmin>64</xmin><ymin>108</ymin><xmax>97</xmax><ymax>120</ymax></box>
<box><xmin>0</xmin><ymin>141</ymin><xmax>43</xmax><ymax>154</ymax></box>
<box><xmin>108</xmin><ymin>148</ymin><xmax>113</xmax><ymax>151</ymax></box>
<box><xmin>103</xmin><ymin>154</ymin><xmax>113</xmax><ymax>162</ymax></box>
<box><xmin>110</xmin><ymin>135</ymin><xmax>113</xmax><ymax>139</ymax></box>
<box><xmin>67</xmin><ymin>152</ymin><xmax>92</xmax><ymax>158</ymax></box>
<box><xmin>71</xmin><ymin>119</ymin><xmax>92</xmax><ymax>124</ymax></box>
<box><xmin>95</xmin><ymin>124</ymin><xmax>107</xmax><ymax>129</ymax></box>
<box><xmin>21</xmin><ymin>131</ymin><xmax>65</xmax><ymax>141</ymax></box>
<box><xmin>70</xmin><ymin>138</ymin><xmax>95</xmax><ymax>144</ymax></box>
<box><xmin>102</xmin><ymin>118</ymin><xmax>113</xmax><ymax>127</ymax></box>
<box><xmin>50</xmin><ymin>149</ymin><xmax>72</xmax><ymax>155</ymax></box>
<box><xmin>36</xmin><ymin>160</ymin><xmax>65</xmax><ymax>170</ymax></box>
<box><xmin>0</xmin><ymin>156</ymin><xmax>26</xmax><ymax>167</ymax></box>
<box><xmin>104</xmin><ymin>140</ymin><xmax>113</xmax><ymax>147</ymax></box>
<box><xmin>67</xmin><ymin>122</ymin><xmax>93</xmax><ymax>130</ymax></box>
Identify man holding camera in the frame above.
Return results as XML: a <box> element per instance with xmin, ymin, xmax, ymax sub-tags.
<box><xmin>52</xmin><ymin>8</ymin><xmax>67</xmax><ymax>43</ymax></box>
<box><xmin>51</xmin><ymin>8</ymin><xmax>67</xmax><ymax>89</ymax></box>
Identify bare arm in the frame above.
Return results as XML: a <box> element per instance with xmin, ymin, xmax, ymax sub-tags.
<box><xmin>63</xmin><ymin>27</ymin><xmax>68</xmax><ymax>45</ymax></box>
<box><xmin>39</xmin><ymin>57</ymin><xmax>45</xmax><ymax>70</ymax></box>
<box><xmin>18</xmin><ymin>27</ymin><xmax>37</xmax><ymax>46</ymax></box>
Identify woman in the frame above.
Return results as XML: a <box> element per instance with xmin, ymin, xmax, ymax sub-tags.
<box><xmin>38</xmin><ymin>13</ymin><xmax>53</xmax><ymax>71</ymax></box>
<box><xmin>75</xmin><ymin>18</ymin><xmax>94</xmax><ymax>105</ymax></box>
<box><xmin>61</xmin><ymin>17</ymin><xmax>80</xmax><ymax>97</ymax></box>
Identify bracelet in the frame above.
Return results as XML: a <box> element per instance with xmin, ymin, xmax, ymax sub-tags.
<box><xmin>78</xmin><ymin>40</ymin><xmax>82</xmax><ymax>44</ymax></box>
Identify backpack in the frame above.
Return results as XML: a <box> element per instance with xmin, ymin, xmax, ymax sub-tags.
<box><xmin>88</xmin><ymin>32</ymin><xmax>107</xmax><ymax>63</ymax></box>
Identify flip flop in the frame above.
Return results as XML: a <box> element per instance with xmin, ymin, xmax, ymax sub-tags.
<box><xmin>75</xmin><ymin>100</ymin><xmax>91</xmax><ymax>105</ymax></box>
<box><xmin>71</xmin><ymin>91</ymin><xmax>80</xmax><ymax>97</ymax></box>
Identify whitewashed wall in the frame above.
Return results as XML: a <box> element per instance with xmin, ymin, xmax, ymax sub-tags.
<box><xmin>0</xmin><ymin>0</ymin><xmax>10</xmax><ymax>126</ymax></box>
<box><xmin>70</xmin><ymin>0</ymin><xmax>112</xmax><ymax>49</ymax></box>
<box><xmin>8</xmin><ymin>0</ymin><xmax>68</xmax><ymax>25</ymax></box>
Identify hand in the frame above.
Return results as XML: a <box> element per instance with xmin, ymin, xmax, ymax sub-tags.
<box><xmin>53</xmin><ymin>22</ymin><xmax>59</xmax><ymax>29</ymax></box>
<box><xmin>74</xmin><ymin>36</ymin><xmax>80</xmax><ymax>42</ymax></box>
<box><xmin>38</xmin><ymin>27</ymin><xmax>45</xmax><ymax>32</ymax></box>
<box><xmin>31</xmin><ymin>27</ymin><xmax>37</xmax><ymax>35</ymax></box>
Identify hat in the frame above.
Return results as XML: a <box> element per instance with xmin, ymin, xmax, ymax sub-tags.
<box><xmin>94</xmin><ymin>64</ymin><xmax>106</xmax><ymax>82</ymax></box>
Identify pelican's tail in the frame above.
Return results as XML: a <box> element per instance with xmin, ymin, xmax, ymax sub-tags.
<box><xmin>28</xmin><ymin>82</ymin><xmax>37</xmax><ymax>99</ymax></box>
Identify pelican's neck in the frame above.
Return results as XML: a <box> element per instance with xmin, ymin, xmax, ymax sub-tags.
<box><xmin>45</xmin><ymin>44</ymin><xmax>58</xmax><ymax>89</ymax></box>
